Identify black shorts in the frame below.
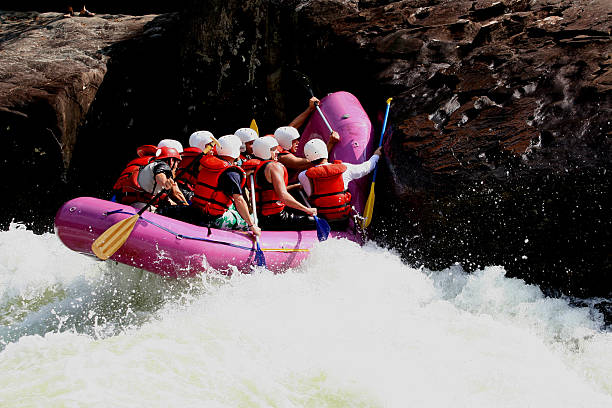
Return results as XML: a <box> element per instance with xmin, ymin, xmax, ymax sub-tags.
<box><xmin>258</xmin><ymin>208</ymin><xmax>317</xmax><ymax>231</ymax></box>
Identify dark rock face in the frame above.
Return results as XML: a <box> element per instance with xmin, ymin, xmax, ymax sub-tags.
<box><xmin>0</xmin><ymin>12</ymin><xmax>171</xmax><ymax>229</ymax></box>
<box><xmin>1</xmin><ymin>1</ymin><xmax>610</xmax><ymax>297</ymax></box>
<box><xmin>286</xmin><ymin>0</ymin><xmax>611</xmax><ymax>296</ymax></box>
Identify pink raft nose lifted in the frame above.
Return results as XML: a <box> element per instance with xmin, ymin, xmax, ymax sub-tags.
<box><xmin>54</xmin><ymin>92</ymin><xmax>375</xmax><ymax>277</ymax></box>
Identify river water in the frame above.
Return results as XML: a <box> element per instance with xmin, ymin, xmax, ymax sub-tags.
<box><xmin>1</xmin><ymin>222</ymin><xmax>611</xmax><ymax>407</ymax></box>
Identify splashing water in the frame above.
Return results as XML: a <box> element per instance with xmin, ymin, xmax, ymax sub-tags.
<box><xmin>1</xmin><ymin>224</ymin><xmax>611</xmax><ymax>407</ymax></box>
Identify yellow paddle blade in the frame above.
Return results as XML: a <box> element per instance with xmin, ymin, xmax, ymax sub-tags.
<box><xmin>209</xmin><ymin>135</ymin><xmax>221</xmax><ymax>147</ymax></box>
<box><xmin>91</xmin><ymin>214</ymin><xmax>140</xmax><ymax>260</ymax></box>
<box><xmin>250</xmin><ymin>119</ymin><xmax>259</xmax><ymax>135</ymax></box>
<box><xmin>361</xmin><ymin>182</ymin><xmax>376</xmax><ymax>229</ymax></box>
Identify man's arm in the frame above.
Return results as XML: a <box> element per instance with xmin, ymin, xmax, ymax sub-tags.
<box><xmin>268</xmin><ymin>163</ymin><xmax>316</xmax><ymax>216</ymax></box>
<box><xmin>170</xmin><ymin>181</ymin><xmax>188</xmax><ymax>205</ymax></box>
<box><xmin>233</xmin><ymin>194</ymin><xmax>261</xmax><ymax>237</ymax></box>
<box><xmin>288</xmin><ymin>97</ymin><xmax>319</xmax><ymax>129</ymax></box>
<box><xmin>278</xmin><ymin>153</ymin><xmax>311</xmax><ymax>171</ymax></box>
<box><xmin>344</xmin><ymin>147</ymin><xmax>382</xmax><ymax>182</ymax></box>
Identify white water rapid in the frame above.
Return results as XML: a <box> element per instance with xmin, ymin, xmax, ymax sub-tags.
<box><xmin>1</xmin><ymin>223</ymin><xmax>611</xmax><ymax>407</ymax></box>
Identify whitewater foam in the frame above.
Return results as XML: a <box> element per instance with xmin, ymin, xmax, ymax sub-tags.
<box><xmin>1</xmin><ymin>225</ymin><xmax>611</xmax><ymax>407</ymax></box>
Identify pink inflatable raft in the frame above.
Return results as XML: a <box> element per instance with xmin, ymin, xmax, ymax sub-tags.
<box><xmin>54</xmin><ymin>91</ymin><xmax>374</xmax><ymax>277</ymax></box>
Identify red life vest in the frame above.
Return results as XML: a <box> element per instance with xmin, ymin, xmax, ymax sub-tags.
<box><xmin>176</xmin><ymin>147</ymin><xmax>204</xmax><ymax>191</ymax></box>
<box><xmin>241</xmin><ymin>158</ymin><xmax>261</xmax><ymax>174</ymax></box>
<box><xmin>112</xmin><ymin>156</ymin><xmax>159</xmax><ymax>205</ymax></box>
<box><xmin>254</xmin><ymin>160</ymin><xmax>287</xmax><ymax>216</ymax></box>
<box><xmin>305</xmin><ymin>161</ymin><xmax>352</xmax><ymax>220</ymax></box>
<box><xmin>192</xmin><ymin>155</ymin><xmax>246</xmax><ymax>216</ymax></box>
<box><xmin>137</xmin><ymin>145</ymin><xmax>158</xmax><ymax>157</ymax></box>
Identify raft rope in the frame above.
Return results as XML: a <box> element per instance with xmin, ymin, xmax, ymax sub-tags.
<box><xmin>104</xmin><ymin>209</ymin><xmax>309</xmax><ymax>253</ymax></box>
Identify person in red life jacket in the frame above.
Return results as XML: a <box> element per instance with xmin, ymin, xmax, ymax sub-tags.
<box><xmin>298</xmin><ymin>139</ymin><xmax>382</xmax><ymax>228</ymax></box>
<box><xmin>250</xmin><ymin>136</ymin><xmax>317</xmax><ymax>231</ymax></box>
<box><xmin>156</xmin><ymin>139</ymin><xmax>190</xmax><ymax>204</ymax></box>
<box><xmin>174</xmin><ymin>130</ymin><xmax>217</xmax><ymax>201</ymax></box>
<box><xmin>190</xmin><ymin>135</ymin><xmax>261</xmax><ymax>236</ymax></box>
<box><xmin>274</xmin><ymin>97</ymin><xmax>340</xmax><ymax>175</ymax></box>
<box><xmin>234</xmin><ymin>127</ymin><xmax>258</xmax><ymax>166</ymax></box>
<box><xmin>112</xmin><ymin>146</ymin><xmax>185</xmax><ymax>211</ymax></box>
<box><xmin>158</xmin><ymin>139</ymin><xmax>184</xmax><ymax>154</ymax></box>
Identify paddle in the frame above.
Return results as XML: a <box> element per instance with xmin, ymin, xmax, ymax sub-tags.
<box><xmin>361</xmin><ymin>97</ymin><xmax>392</xmax><ymax>229</ymax></box>
<box><xmin>92</xmin><ymin>150</ymin><xmax>196</xmax><ymax>260</ymax></box>
<box><xmin>92</xmin><ymin>189</ymin><xmax>167</xmax><ymax>260</ymax></box>
<box><xmin>249</xmin><ymin>174</ymin><xmax>266</xmax><ymax>267</ymax></box>
<box><xmin>293</xmin><ymin>70</ymin><xmax>335</xmax><ymax>134</ymax></box>
<box><xmin>298</xmin><ymin>190</ymin><xmax>330</xmax><ymax>241</ymax></box>
<box><xmin>250</xmin><ymin>119</ymin><xmax>259</xmax><ymax>136</ymax></box>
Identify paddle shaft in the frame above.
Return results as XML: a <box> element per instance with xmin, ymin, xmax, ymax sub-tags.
<box><xmin>249</xmin><ymin>174</ymin><xmax>266</xmax><ymax>266</ymax></box>
<box><xmin>306</xmin><ymin>87</ymin><xmax>334</xmax><ymax>134</ymax></box>
<box><xmin>298</xmin><ymin>190</ymin><xmax>312</xmax><ymax>208</ymax></box>
<box><xmin>137</xmin><ymin>189</ymin><xmax>167</xmax><ymax>215</ymax></box>
<box><xmin>361</xmin><ymin>98</ymin><xmax>392</xmax><ymax>229</ymax></box>
<box><xmin>249</xmin><ymin>174</ymin><xmax>259</xmax><ymax>226</ymax></box>
<box><xmin>371</xmin><ymin>98</ymin><xmax>392</xmax><ymax>183</ymax></box>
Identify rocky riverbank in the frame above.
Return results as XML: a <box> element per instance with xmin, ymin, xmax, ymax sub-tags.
<box><xmin>1</xmin><ymin>1</ymin><xmax>610</xmax><ymax>297</ymax></box>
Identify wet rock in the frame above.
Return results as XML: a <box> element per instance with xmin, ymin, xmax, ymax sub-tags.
<box><xmin>0</xmin><ymin>11</ymin><xmax>163</xmax><ymax>229</ymax></box>
<box><xmin>1</xmin><ymin>1</ymin><xmax>610</xmax><ymax>297</ymax></box>
<box><xmin>287</xmin><ymin>0</ymin><xmax>611</xmax><ymax>296</ymax></box>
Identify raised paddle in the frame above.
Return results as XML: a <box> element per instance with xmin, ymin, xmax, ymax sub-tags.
<box><xmin>92</xmin><ymin>189</ymin><xmax>167</xmax><ymax>260</ymax></box>
<box><xmin>298</xmin><ymin>190</ymin><xmax>330</xmax><ymax>242</ymax></box>
<box><xmin>293</xmin><ymin>70</ymin><xmax>335</xmax><ymax>135</ymax></box>
<box><xmin>250</xmin><ymin>119</ymin><xmax>259</xmax><ymax>136</ymax></box>
<box><xmin>249</xmin><ymin>174</ymin><xmax>266</xmax><ymax>267</ymax></box>
<box><xmin>361</xmin><ymin>97</ymin><xmax>392</xmax><ymax>229</ymax></box>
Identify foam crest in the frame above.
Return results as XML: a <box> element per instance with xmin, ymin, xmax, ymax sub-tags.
<box><xmin>0</xmin><ymin>230</ymin><xmax>611</xmax><ymax>407</ymax></box>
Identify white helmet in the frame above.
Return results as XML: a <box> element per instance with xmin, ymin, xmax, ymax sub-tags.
<box><xmin>158</xmin><ymin>139</ymin><xmax>183</xmax><ymax>153</ymax></box>
<box><xmin>234</xmin><ymin>128</ymin><xmax>258</xmax><ymax>152</ymax></box>
<box><xmin>216</xmin><ymin>134</ymin><xmax>242</xmax><ymax>159</ymax></box>
<box><xmin>304</xmin><ymin>139</ymin><xmax>328</xmax><ymax>162</ymax></box>
<box><xmin>274</xmin><ymin>126</ymin><xmax>300</xmax><ymax>150</ymax></box>
<box><xmin>252</xmin><ymin>136</ymin><xmax>279</xmax><ymax>160</ymax></box>
<box><xmin>189</xmin><ymin>130</ymin><xmax>214</xmax><ymax>151</ymax></box>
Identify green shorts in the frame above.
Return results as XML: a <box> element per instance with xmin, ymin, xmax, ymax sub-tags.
<box><xmin>212</xmin><ymin>204</ymin><xmax>248</xmax><ymax>230</ymax></box>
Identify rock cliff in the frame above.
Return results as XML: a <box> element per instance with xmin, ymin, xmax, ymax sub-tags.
<box><xmin>0</xmin><ymin>1</ymin><xmax>610</xmax><ymax>297</ymax></box>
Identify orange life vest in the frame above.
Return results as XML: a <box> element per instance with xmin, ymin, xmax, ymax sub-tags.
<box><xmin>176</xmin><ymin>147</ymin><xmax>204</xmax><ymax>191</ymax></box>
<box><xmin>305</xmin><ymin>161</ymin><xmax>352</xmax><ymax>220</ymax></box>
<box><xmin>192</xmin><ymin>155</ymin><xmax>246</xmax><ymax>216</ymax></box>
<box><xmin>254</xmin><ymin>160</ymin><xmax>287</xmax><ymax>216</ymax></box>
<box><xmin>112</xmin><ymin>156</ymin><xmax>159</xmax><ymax>205</ymax></box>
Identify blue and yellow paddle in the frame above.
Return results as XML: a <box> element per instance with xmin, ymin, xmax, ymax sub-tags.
<box><xmin>298</xmin><ymin>190</ymin><xmax>330</xmax><ymax>241</ymax></box>
<box><xmin>361</xmin><ymin>98</ymin><xmax>392</xmax><ymax>229</ymax></box>
<box><xmin>249</xmin><ymin>174</ymin><xmax>266</xmax><ymax>267</ymax></box>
